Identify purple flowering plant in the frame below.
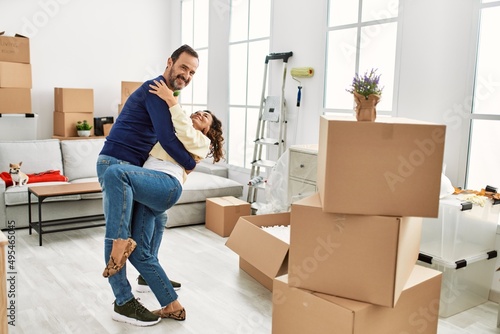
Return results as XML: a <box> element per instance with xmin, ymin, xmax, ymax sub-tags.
<box><xmin>346</xmin><ymin>68</ymin><xmax>383</xmax><ymax>99</ymax></box>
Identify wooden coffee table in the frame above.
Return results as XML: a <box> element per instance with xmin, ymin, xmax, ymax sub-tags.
<box><xmin>28</xmin><ymin>182</ymin><xmax>105</xmax><ymax>246</ymax></box>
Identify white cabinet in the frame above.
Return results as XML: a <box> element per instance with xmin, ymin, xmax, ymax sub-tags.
<box><xmin>288</xmin><ymin>145</ymin><xmax>318</xmax><ymax>202</ymax></box>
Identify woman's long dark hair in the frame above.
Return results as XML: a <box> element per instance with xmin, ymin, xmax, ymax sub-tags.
<box><xmin>203</xmin><ymin>110</ymin><xmax>224</xmax><ymax>163</ymax></box>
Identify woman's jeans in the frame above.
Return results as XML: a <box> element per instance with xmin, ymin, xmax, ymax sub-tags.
<box><xmin>96</xmin><ymin>154</ymin><xmax>182</xmax><ymax>307</ymax></box>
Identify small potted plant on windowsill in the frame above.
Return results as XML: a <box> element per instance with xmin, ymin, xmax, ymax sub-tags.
<box><xmin>76</xmin><ymin>120</ymin><xmax>92</xmax><ymax>137</ymax></box>
<box><xmin>346</xmin><ymin>68</ymin><xmax>383</xmax><ymax>122</ymax></box>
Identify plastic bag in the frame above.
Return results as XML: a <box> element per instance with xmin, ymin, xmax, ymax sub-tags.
<box><xmin>256</xmin><ymin>149</ymin><xmax>290</xmax><ymax>214</ymax></box>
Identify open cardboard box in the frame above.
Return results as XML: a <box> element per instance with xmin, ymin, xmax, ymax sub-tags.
<box><xmin>272</xmin><ymin>265</ymin><xmax>442</xmax><ymax>334</ymax></box>
<box><xmin>226</xmin><ymin>213</ymin><xmax>290</xmax><ymax>291</ymax></box>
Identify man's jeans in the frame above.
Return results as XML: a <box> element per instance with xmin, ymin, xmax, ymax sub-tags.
<box><xmin>96</xmin><ymin>154</ymin><xmax>182</xmax><ymax>306</ymax></box>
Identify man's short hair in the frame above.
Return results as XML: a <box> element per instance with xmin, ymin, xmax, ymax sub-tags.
<box><xmin>171</xmin><ymin>45</ymin><xmax>198</xmax><ymax>64</ymax></box>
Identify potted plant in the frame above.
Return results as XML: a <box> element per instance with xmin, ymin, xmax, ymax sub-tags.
<box><xmin>346</xmin><ymin>68</ymin><xmax>383</xmax><ymax>121</ymax></box>
<box><xmin>76</xmin><ymin>120</ymin><xmax>92</xmax><ymax>137</ymax></box>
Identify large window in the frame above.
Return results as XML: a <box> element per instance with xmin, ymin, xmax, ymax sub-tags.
<box><xmin>228</xmin><ymin>0</ymin><xmax>271</xmax><ymax>169</ymax></box>
<box><xmin>181</xmin><ymin>0</ymin><xmax>209</xmax><ymax>113</ymax></box>
<box><xmin>465</xmin><ymin>1</ymin><xmax>500</xmax><ymax>189</ymax></box>
<box><xmin>325</xmin><ymin>0</ymin><xmax>399</xmax><ymax>115</ymax></box>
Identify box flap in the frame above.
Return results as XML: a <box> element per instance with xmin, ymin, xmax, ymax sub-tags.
<box><xmin>226</xmin><ymin>213</ymin><xmax>289</xmax><ymax>278</ymax></box>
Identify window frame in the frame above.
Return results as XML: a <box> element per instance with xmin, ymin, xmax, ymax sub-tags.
<box><xmin>323</xmin><ymin>0</ymin><xmax>402</xmax><ymax>117</ymax></box>
<box><xmin>181</xmin><ymin>0</ymin><xmax>209</xmax><ymax>114</ymax></box>
<box><xmin>459</xmin><ymin>0</ymin><xmax>500</xmax><ymax>188</ymax></box>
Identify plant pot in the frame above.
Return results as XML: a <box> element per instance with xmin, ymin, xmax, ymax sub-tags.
<box><xmin>77</xmin><ymin>130</ymin><xmax>91</xmax><ymax>137</ymax></box>
<box><xmin>353</xmin><ymin>92</ymin><xmax>380</xmax><ymax>122</ymax></box>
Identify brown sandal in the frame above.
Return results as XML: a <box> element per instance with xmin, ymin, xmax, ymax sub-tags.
<box><xmin>152</xmin><ymin>303</ymin><xmax>186</xmax><ymax>321</ymax></box>
<box><xmin>103</xmin><ymin>238</ymin><xmax>137</xmax><ymax>278</ymax></box>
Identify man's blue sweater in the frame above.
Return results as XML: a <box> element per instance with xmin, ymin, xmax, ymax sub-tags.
<box><xmin>99</xmin><ymin>75</ymin><xmax>196</xmax><ymax>170</ymax></box>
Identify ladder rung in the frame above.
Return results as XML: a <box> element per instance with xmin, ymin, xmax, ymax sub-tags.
<box><xmin>252</xmin><ymin>159</ymin><xmax>276</xmax><ymax>168</ymax></box>
<box><xmin>254</xmin><ymin>138</ymin><xmax>279</xmax><ymax>145</ymax></box>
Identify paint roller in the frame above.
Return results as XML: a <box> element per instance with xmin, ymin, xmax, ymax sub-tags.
<box><xmin>291</xmin><ymin>67</ymin><xmax>314</xmax><ymax>107</ymax></box>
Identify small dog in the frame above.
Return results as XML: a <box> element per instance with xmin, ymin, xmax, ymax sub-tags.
<box><xmin>9</xmin><ymin>162</ymin><xmax>29</xmax><ymax>187</ymax></box>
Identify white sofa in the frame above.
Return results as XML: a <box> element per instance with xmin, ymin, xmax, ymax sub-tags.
<box><xmin>0</xmin><ymin>138</ymin><xmax>244</xmax><ymax>230</ymax></box>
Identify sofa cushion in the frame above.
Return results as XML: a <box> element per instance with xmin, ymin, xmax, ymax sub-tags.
<box><xmin>177</xmin><ymin>171</ymin><xmax>243</xmax><ymax>204</ymax></box>
<box><xmin>60</xmin><ymin>139</ymin><xmax>105</xmax><ymax>181</ymax></box>
<box><xmin>0</xmin><ymin>139</ymin><xmax>63</xmax><ymax>175</ymax></box>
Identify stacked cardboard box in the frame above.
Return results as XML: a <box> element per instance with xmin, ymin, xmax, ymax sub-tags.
<box><xmin>0</xmin><ymin>32</ymin><xmax>32</xmax><ymax>114</ymax></box>
<box><xmin>275</xmin><ymin>115</ymin><xmax>447</xmax><ymax>333</ymax></box>
<box><xmin>53</xmin><ymin>88</ymin><xmax>94</xmax><ymax>137</ymax></box>
<box><xmin>228</xmin><ymin>115</ymin><xmax>448</xmax><ymax>333</ymax></box>
<box><xmin>273</xmin><ymin>268</ymin><xmax>442</xmax><ymax>334</ymax></box>
<box><xmin>118</xmin><ymin>81</ymin><xmax>142</xmax><ymax>114</ymax></box>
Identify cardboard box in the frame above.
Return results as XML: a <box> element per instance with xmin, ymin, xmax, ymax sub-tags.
<box><xmin>121</xmin><ymin>81</ymin><xmax>142</xmax><ymax>104</ymax></box>
<box><xmin>54</xmin><ymin>87</ymin><xmax>94</xmax><ymax>113</ymax></box>
<box><xmin>272</xmin><ymin>265</ymin><xmax>442</xmax><ymax>334</ymax></box>
<box><xmin>288</xmin><ymin>193</ymin><xmax>422</xmax><ymax>307</ymax></box>
<box><xmin>0</xmin><ymin>88</ymin><xmax>31</xmax><ymax>113</ymax></box>
<box><xmin>0</xmin><ymin>62</ymin><xmax>32</xmax><ymax>88</ymax></box>
<box><xmin>93</xmin><ymin>116</ymin><xmax>114</xmax><ymax>136</ymax></box>
<box><xmin>317</xmin><ymin>115</ymin><xmax>445</xmax><ymax>217</ymax></box>
<box><xmin>206</xmin><ymin>196</ymin><xmax>251</xmax><ymax>237</ymax></box>
<box><xmin>225</xmin><ymin>213</ymin><xmax>290</xmax><ymax>291</ymax></box>
<box><xmin>103</xmin><ymin>123</ymin><xmax>113</xmax><ymax>136</ymax></box>
<box><xmin>0</xmin><ymin>32</ymin><xmax>30</xmax><ymax>64</ymax></box>
<box><xmin>53</xmin><ymin>111</ymin><xmax>94</xmax><ymax>137</ymax></box>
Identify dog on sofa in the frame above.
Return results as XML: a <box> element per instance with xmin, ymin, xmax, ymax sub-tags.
<box><xmin>9</xmin><ymin>162</ymin><xmax>29</xmax><ymax>187</ymax></box>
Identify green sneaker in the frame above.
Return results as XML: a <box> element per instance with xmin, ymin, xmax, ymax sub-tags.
<box><xmin>137</xmin><ymin>275</ymin><xmax>181</xmax><ymax>293</ymax></box>
<box><xmin>112</xmin><ymin>298</ymin><xmax>160</xmax><ymax>326</ymax></box>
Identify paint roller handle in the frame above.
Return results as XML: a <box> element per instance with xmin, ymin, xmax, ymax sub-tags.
<box><xmin>265</xmin><ymin>51</ymin><xmax>293</xmax><ymax>63</ymax></box>
<box><xmin>296</xmin><ymin>86</ymin><xmax>302</xmax><ymax>107</ymax></box>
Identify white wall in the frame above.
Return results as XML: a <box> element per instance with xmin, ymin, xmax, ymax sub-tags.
<box><xmin>396</xmin><ymin>0</ymin><xmax>478</xmax><ymax>185</ymax></box>
<box><xmin>0</xmin><ymin>0</ymin><xmax>174</xmax><ymax>139</ymax></box>
<box><xmin>265</xmin><ymin>0</ymin><xmax>478</xmax><ymax>186</ymax></box>
<box><xmin>1</xmin><ymin>0</ymin><xmax>480</xmax><ymax>187</ymax></box>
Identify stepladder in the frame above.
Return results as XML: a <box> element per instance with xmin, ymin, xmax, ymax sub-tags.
<box><xmin>247</xmin><ymin>51</ymin><xmax>293</xmax><ymax>211</ymax></box>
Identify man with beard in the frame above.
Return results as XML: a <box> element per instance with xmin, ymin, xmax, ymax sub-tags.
<box><xmin>96</xmin><ymin>45</ymin><xmax>198</xmax><ymax>326</ymax></box>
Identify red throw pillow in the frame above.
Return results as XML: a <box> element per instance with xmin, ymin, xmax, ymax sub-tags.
<box><xmin>0</xmin><ymin>170</ymin><xmax>68</xmax><ymax>187</ymax></box>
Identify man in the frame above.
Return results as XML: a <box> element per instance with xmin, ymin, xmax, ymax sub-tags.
<box><xmin>96</xmin><ymin>45</ymin><xmax>198</xmax><ymax>326</ymax></box>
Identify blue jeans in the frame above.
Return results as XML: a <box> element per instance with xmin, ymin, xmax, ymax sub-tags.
<box><xmin>96</xmin><ymin>154</ymin><xmax>182</xmax><ymax>307</ymax></box>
